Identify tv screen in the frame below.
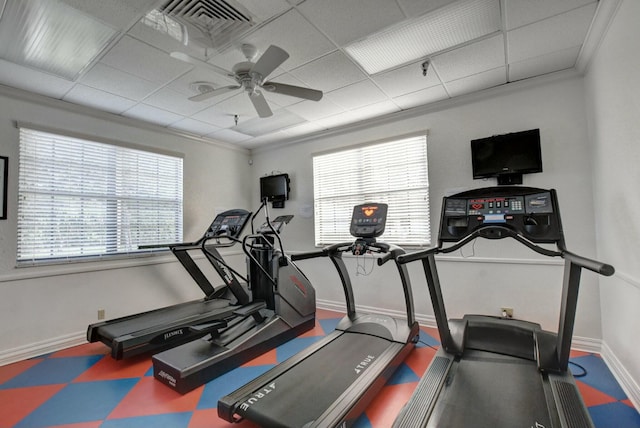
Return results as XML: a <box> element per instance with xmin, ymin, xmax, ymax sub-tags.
<box><xmin>471</xmin><ymin>129</ymin><xmax>542</xmax><ymax>180</ymax></box>
<box><xmin>260</xmin><ymin>173</ymin><xmax>290</xmax><ymax>202</ymax></box>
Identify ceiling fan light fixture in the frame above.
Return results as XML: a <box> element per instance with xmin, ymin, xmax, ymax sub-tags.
<box><xmin>344</xmin><ymin>0</ymin><xmax>501</xmax><ymax>75</ymax></box>
<box><xmin>0</xmin><ymin>0</ymin><xmax>118</xmax><ymax>81</ymax></box>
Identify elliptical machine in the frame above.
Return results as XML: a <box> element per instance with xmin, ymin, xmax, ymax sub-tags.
<box><xmin>152</xmin><ymin>200</ymin><xmax>316</xmax><ymax>393</ymax></box>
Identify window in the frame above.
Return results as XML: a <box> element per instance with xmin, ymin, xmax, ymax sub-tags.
<box><xmin>313</xmin><ymin>134</ymin><xmax>430</xmax><ymax>247</ymax></box>
<box><xmin>17</xmin><ymin>127</ymin><xmax>183</xmax><ymax>264</ymax></box>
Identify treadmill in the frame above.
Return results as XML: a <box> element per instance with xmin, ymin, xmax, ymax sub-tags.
<box><xmin>87</xmin><ymin>209</ymin><xmax>253</xmax><ymax>359</ymax></box>
<box><xmin>152</xmin><ymin>204</ymin><xmax>316</xmax><ymax>394</ymax></box>
<box><xmin>219</xmin><ymin>203</ymin><xmax>420</xmax><ymax>427</ymax></box>
<box><xmin>392</xmin><ymin>187</ymin><xmax>614</xmax><ymax>428</ymax></box>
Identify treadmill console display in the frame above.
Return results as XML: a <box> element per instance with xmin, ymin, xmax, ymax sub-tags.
<box><xmin>440</xmin><ymin>187</ymin><xmax>561</xmax><ymax>243</ymax></box>
<box><xmin>206</xmin><ymin>209</ymin><xmax>251</xmax><ymax>239</ymax></box>
<box><xmin>350</xmin><ymin>203</ymin><xmax>388</xmax><ymax>238</ymax></box>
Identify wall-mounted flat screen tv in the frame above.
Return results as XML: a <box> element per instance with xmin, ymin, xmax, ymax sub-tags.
<box><xmin>260</xmin><ymin>173</ymin><xmax>290</xmax><ymax>207</ymax></box>
<box><xmin>471</xmin><ymin>128</ymin><xmax>542</xmax><ymax>185</ymax></box>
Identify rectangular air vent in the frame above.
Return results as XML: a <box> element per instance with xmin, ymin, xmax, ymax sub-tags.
<box><xmin>159</xmin><ymin>0</ymin><xmax>254</xmax><ymax>48</ymax></box>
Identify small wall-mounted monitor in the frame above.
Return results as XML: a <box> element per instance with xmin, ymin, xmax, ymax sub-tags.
<box><xmin>260</xmin><ymin>173</ymin><xmax>290</xmax><ymax>208</ymax></box>
<box><xmin>471</xmin><ymin>128</ymin><xmax>542</xmax><ymax>185</ymax></box>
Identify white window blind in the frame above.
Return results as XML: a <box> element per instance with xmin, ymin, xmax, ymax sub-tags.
<box><xmin>313</xmin><ymin>135</ymin><xmax>430</xmax><ymax>247</ymax></box>
<box><xmin>17</xmin><ymin>127</ymin><xmax>183</xmax><ymax>264</ymax></box>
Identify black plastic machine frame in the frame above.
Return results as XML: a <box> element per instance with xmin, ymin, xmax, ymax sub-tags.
<box><xmin>151</xmin><ymin>206</ymin><xmax>316</xmax><ymax>394</ymax></box>
<box><xmin>392</xmin><ymin>187</ymin><xmax>614</xmax><ymax>428</ymax></box>
<box><xmin>218</xmin><ymin>203</ymin><xmax>420</xmax><ymax>427</ymax></box>
<box><xmin>86</xmin><ymin>209</ymin><xmax>252</xmax><ymax>359</ymax></box>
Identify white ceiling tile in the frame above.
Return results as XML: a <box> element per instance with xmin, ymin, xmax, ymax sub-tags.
<box><xmin>396</xmin><ymin>0</ymin><xmax>459</xmax><ymax>17</ymax></box>
<box><xmin>168</xmin><ymin>69</ymin><xmax>235</xmax><ymax>98</ymax></box>
<box><xmin>191</xmin><ymin>106</ymin><xmax>241</xmax><ymax>128</ymax></box>
<box><xmin>144</xmin><ymin>87</ymin><xmax>210</xmax><ymax>116</ymax></box>
<box><xmin>0</xmin><ymin>59</ymin><xmax>74</xmax><ymax>98</ymax></box>
<box><xmin>282</xmin><ymin>121</ymin><xmax>325</xmax><ymax>137</ymax></box>
<box><xmin>233</xmin><ymin>109</ymin><xmax>306</xmax><ymax>136</ymax></box>
<box><xmin>122</xmin><ymin>103</ymin><xmax>184</xmax><ymax>126</ymax></box>
<box><xmin>373</xmin><ymin>60</ymin><xmax>443</xmax><ymax>97</ymax></box>
<box><xmin>432</xmin><ymin>34</ymin><xmax>505</xmax><ymax>82</ymax></box>
<box><xmin>100</xmin><ymin>36</ymin><xmax>192</xmax><ymax>83</ymax></box>
<box><xmin>240</xmin><ymin>0</ymin><xmax>291</xmax><ymax>21</ymax></box>
<box><xmin>507</xmin><ymin>3</ymin><xmax>597</xmax><ymax>63</ymax></box>
<box><xmin>393</xmin><ymin>85</ymin><xmax>449</xmax><ymax>109</ymax></box>
<box><xmin>210</xmin><ymin>92</ymin><xmax>265</xmax><ymax>119</ymax></box>
<box><xmin>80</xmin><ymin>62</ymin><xmax>159</xmax><ymax>100</ymax></box>
<box><xmin>325</xmin><ymin>80</ymin><xmax>388</xmax><ymax>110</ymax></box>
<box><xmin>63</xmin><ymin>84</ymin><xmax>137</xmax><ymax>113</ymax></box>
<box><xmin>298</xmin><ymin>0</ymin><xmax>405</xmax><ymax>45</ymax></box>
<box><xmin>444</xmin><ymin>66</ymin><xmax>506</xmax><ymax>97</ymax></box>
<box><xmin>505</xmin><ymin>0</ymin><xmax>596</xmax><ymax>30</ymax></box>
<box><xmin>207</xmin><ymin>128</ymin><xmax>253</xmax><ymax>143</ymax></box>
<box><xmin>286</xmin><ymin>98</ymin><xmax>345</xmax><ymax>121</ymax></box>
<box><xmin>290</xmin><ymin>51</ymin><xmax>366</xmax><ymax>92</ymax></box>
<box><xmin>61</xmin><ymin>0</ymin><xmax>159</xmax><ymax>30</ymax></box>
<box><xmin>169</xmin><ymin>118</ymin><xmax>221</xmax><ymax>136</ymax></box>
<box><xmin>241</xmin><ymin>10</ymin><xmax>336</xmax><ymax>70</ymax></box>
<box><xmin>347</xmin><ymin>100</ymin><xmax>401</xmax><ymax>120</ymax></box>
<box><xmin>509</xmin><ymin>46</ymin><xmax>581</xmax><ymax>81</ymax></box>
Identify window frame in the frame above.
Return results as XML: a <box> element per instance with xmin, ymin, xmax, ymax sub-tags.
<box><xmin>312</xmin><ymin>132</ymin><xmax>430</xmax><ymax>248</ymax></box>
<box><xmin>16</xmin><ymin>123</ymin><xmax>184</xmax><ymax>266</ymax></box>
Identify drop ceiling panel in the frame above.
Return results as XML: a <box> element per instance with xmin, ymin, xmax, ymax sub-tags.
<box><xmin>0</xmin><ymin>59</ymin><xmax>75</xmax><ymax>98</ymax></box>
<box><xmin>79</xmin><ymin>63</ymin><xmax>160</xmax><ymax>100</ymax></box>
<box><xmin>509</xmin><ymin>46</ymin><xmax>581</xmax><ymax>82</ymax></box>
<box><xmin>372</xmin><ymin>60</ymin><xmax>443</xmax><ymax>97</ymax></box>
<box><xmin>286</xmin><ymin>98</ymin><xmax>346</xmax><ymax>121</ymax></box>
<box><xmin>504</xmin><ymin>0</ymin><xmax>596</xmax><ymax>30</ymax></box>
<box><xmin>169</xmin><ymin>118</ymin><xmax>222</xmax><ymax>136</ymax></box>
<box><xmin>63</xmin><ymin>84</ymin><xmax>138</xmax><ymax>113</ymax></box>
<box><xmin>392</xmin><ymin>85</ymin><xmax>449</xmax><ymax>109</ymax></box>
<box><xmin>123</xmin><ymin>103</ymin><xmax>184</xmax><ymax>126</ymax></box>
<box><xmin>432</xmin><ymin>34</ymin><xmax>505</xmax><ymax>83</ymax></box>
<box><xmin>60</xmin><ymin>0</ymin><xmax>160</xmax><ymax>30</ymax></box>
<box><xmin>298</xmin><ymin>0</ymin><xmax>406</xmax><ymax>45</ymax></box>
<box><xmin>326</xmin><ymin>80</ymin><xmax>388</xmax><ymax>110</ymax></box>
<box><xmin>444</xmin><ymin>66</ymin><xmax>506</xmax><ymax>97</ymax></box>
<box><xmin>208</xmin><ymin>128</ymin><xmax>252</xmax><ymax>143</ymax></box>
<box><xmin>241</xmin><ymin>9</ymin><xmax>336</xmax><ymax>71</ymax></box>
<box><xmin>396</xmin><ymin>0</ymin><xmax>459</xmax><ymax>17</ymax></box>
<box><xmin>507</xmin><ymin>3</ymin><xmax>597</xmax><ymax>63</ymax></box>
<box><xmin>290</xmin><ymin>51</ymin><xmax>366</xmax><ymax>92</ymax></box>
<box><xmin>100</xmin><ymin>36</ymin><xmax>192</xmax><ymax>83</ymax></box>
<box><xmin>143</xmin><ymin>87</ymin><xmax>210</xmax><ymax>116</ymax></box>
<box><xmin>0</xmin><ymin>0</ymin><xmax>606</xmax><ymax>150</ymax></box>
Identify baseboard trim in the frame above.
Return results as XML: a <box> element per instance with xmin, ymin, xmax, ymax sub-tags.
<box><xmin>601</xmin><ymin>342</ymin><xmax>640</xmax><ymax>410</ymax></box>
<box><xmin>4</xmin><ymin>303</ymin><xmax>637</xmax><ymax>412</ymax></box>
<box><xmin>0</xmin><ymin>331</ymin><xmax>86</xmax><ymax>366</ymax></box>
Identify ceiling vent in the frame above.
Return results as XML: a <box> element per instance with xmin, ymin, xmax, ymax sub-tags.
<box><xmin>159</xmin><ymin>0</ymin><xmax>255</xmax><ymax>49</ymax></box>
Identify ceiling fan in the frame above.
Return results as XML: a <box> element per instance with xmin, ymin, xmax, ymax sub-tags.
<box><xmin>171</xmin><ymin>44</ymin><xmax>323</xmax><ymax>118</ymax></box>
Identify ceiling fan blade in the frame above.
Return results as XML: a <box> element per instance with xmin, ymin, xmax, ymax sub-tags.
<box><xmin>263</xmin><ymin>82</ymin><xmax>323</xmax><ymax>101</ymax></box>
<box><xmin>249</xmin><ymin>90</ymin><xmax>273</xmax><ymax>118</ymax></box>
<box><xmin>250</xmin><ymin>45</ymin><xmax>289</xmax><ymax>80</ymax></box>
<box><xmin>188</xmin><ymin>85</ymin><xmax>241</xmax><ymax>102</ymax></box>
<box><xmin>170</xmin><ymin>51</ymin><xmax>236</xmax><ymax>84</ymax></box>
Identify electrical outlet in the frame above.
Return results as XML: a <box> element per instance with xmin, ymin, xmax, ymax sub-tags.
<box><xmin>501</xmin><ymin>307</ymin><xmax>514</xmax><ymax>319</ymax></box>
<box><xmin>98</xmin><ymin>309</ymin><xmax>105</xmax><ymax>320</ymax></box>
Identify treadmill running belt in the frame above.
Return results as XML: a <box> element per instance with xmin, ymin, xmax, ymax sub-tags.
<box><xmin>238</xmin><ymin>332</ymin><xmax>392</xmax><ymax>427</ymax></box>
<box><xmin>428</xmin><ymin>351</ymin><xmax>551</xmax><ymax>428</ymax></box>
<box><xmin>98</xmin><ymin>299</ymin><xmax>233</xmax><ymax>340</ymax></box>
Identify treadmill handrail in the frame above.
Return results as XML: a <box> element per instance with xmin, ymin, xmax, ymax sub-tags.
<box><xmin>561</xmin><ymin>249</ymin><xmax>615</xmax><ymax>276</ymax></box>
